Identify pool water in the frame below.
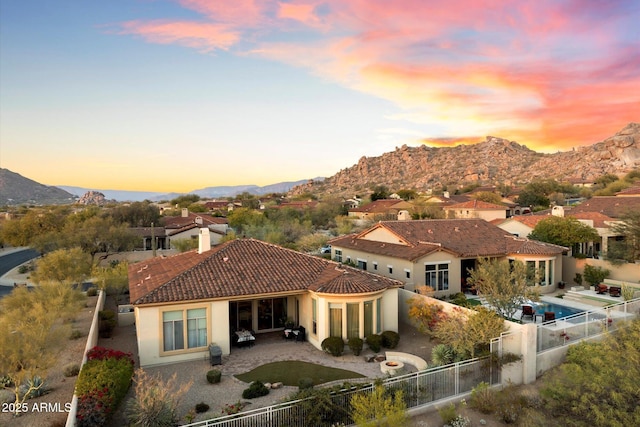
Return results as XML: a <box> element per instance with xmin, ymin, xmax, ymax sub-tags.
<box><xmin>534</xmin><ymin>302</ymin><xmax>583</xmax><ymax>319</ymax></box>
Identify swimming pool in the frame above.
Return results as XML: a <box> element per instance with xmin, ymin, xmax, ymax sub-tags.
<box><xmin>533</xmin><ymin>301</ymin><xmax>584</xmax><ymax>319</ymax></box>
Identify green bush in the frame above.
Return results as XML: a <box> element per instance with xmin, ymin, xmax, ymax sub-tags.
<box><xmin>75</xmin><ymin>353</ymin><xmax>134</xmax><ymax>426</ymax></box>
<box><xmin>86</xmin><ymin>287</ymin><xmax>98</xmax><ymax>297</ymax></box>
<box><xmin>63</xmin><ymin>363</ymin><xmax>80</xmax><ymax>377</ymax></box>
<box><xmin>195</xmin><ymin>402</ymin><xmax>210</xmax><ymax>413</ymax></box>
<box><xmin>348</xmin><ymin>337</ymin><xmax>363</xmax><ymax>356</ymax></box>
<box><xmin>298</xmin><ymin>377</ymin><xmax>314</xmax><ymax>390</ymax></box>
<box><xmin>98</xmin><ymin>309</ymin><xmax>117</xmax><ymax>338</ymax></box>
<box><xmin>321</xmin><ymin>337</ymin><xmax>345</xmax><ymax>357</ymax></box>
<box><xmin>438</xmin><ymin>403</ymin><xmax>458</xmax><ymax>425</ymax></box>
<box><xmin>469</xmin><ymin>382</ymin><xmax>497</xmax><ymax>414</ymax></box>
<box><xmin>366</xmin><ymin>334</ymin><xmax>382</xmax><ymax>353</ymax></box>
<box><xmin>380</xmin><ymin>331</ymin><xmax>400</xmax><ymax>349</ymax></box>
<box><xmin>242</xmin><ymin>381</ymin><xmax>269</xmax><ymax>399</ymax></box>
<box><xmin>206</xmin><ymin>369</ymin><xmax>221</xmax><ymax>384</ymax></box>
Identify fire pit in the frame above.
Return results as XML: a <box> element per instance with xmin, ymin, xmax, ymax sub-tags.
<box><xmin>380</xmin><ymin>360</ymin><xmax>405</xmax><ymax>375</ymax></box>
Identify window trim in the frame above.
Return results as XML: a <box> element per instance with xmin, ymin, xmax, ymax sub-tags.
<box><xmin>160</xmin><ymin>305</ymin><xmax>210</xmax><ymax>356</ymax></box>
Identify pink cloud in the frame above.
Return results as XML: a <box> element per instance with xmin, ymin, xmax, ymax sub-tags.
<box><xmin>112</xmin><ymin>0</ymin><xmax>639</xmax><ymax>150</ymax></box>
<box><xmin>117</xmin><ymin>20</ymin><xmax>239</xmax><ymax>52</ymax></box>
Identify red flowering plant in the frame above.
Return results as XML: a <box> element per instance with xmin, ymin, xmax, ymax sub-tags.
<box><xmin>76</xmin><ymin>388</ymin><xmax>113</xmax><ymax>427</ymax></box>
<box><xmin>86</xmin><ymin>346</ymin><xmax>134</xmax><ymax>365</ymax></box>
<box><xmin>221</xmin><ymin>400</ymin><xmax>245</xmax><ymax>415</ymax></box>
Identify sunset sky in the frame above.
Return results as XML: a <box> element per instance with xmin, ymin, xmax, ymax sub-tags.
<box><xmin>1</xmin><ymin>1</ymin><xmax>638</xmax><ymax>192</ymax></box>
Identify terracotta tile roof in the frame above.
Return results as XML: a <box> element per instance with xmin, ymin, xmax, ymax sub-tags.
<box><xmin>330</xmin><ymin>219</ymin><xmax>565</xmax><ymax>260</ymax></box>
<box><xmin>616</xmin><ymin>185</ymin><xmax>640</xmax><ymax>196</ymax></box>
<box><xmin>506</xmin><ymin>237</ymin><xmax>567</xmax><ymax>255</ymax></box>
<box><xmin>510</xmin><ymin>215</ymin><xmax>549</xmax><ymax>228</ymax></box>
<box><xmin>570</xmin><ymin>196</ymin><xmax>640</xmax><ymax>218</ymax></box>
<box><xmin>162</xmin><ymin>212</ymin><xmax>228</xmax><ymax>229</ymax></box>
<box><xmin>444</xmin><ymin>200</ymin><xmax>507</xmax><ymax>210</ymax></box>
<box><xmin>331</xmin><ymin>219</ymin><xmax>512</xmax><ymax>260</ymax></box>
<box><xmin>569</xmin><ymin>212</ymin><xmax>614</xmax><ymax>228</ymax></box>
<box><xmin>129</xmin><ymin>239</ymin><xmax>402</xmax><ymax>305</ymax></box>
<box><xmin>349</xmin><ymin>199</ymin><xmax>411</xmax><ymax>213</ymax></box>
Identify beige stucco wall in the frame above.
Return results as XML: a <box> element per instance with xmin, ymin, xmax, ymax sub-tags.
<box><xmin>360</xmin><ymin>227</ymin><xmax>408</xmax><ymax>244</ymax></box>
<box><xmin>496</xmin><ymin>220</ymin><xmax>533</xmax><ymax>238</ymax></box>
<box><xmin>509</xmin><ymin>254</ymin><xmax>563</xmax><ymax>294</ymax></box>
<box><xmin>446</xmin><ymin>209</ymin><xmax>506</xmax><ymax>222</ymax></box>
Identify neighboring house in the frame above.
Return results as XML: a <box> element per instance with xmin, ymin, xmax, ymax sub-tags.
<box><xmin>615</xmin><ymin>185</ymin><xmax>640</xmax><ymax>197</ymax></box>
<box><xmin>163</xmin><ymin>208</ymin><xmax>229</xmax><ymax>248</ymax></box>
<box><xmin>494</xmin><ymin>215</ymin><xmax>548</xmax><ymax>238</ymax></box>
<box><xmin>329</xmin><ymin>219</ymin><xmax>566</xmax><ymax>296</ymax></box>
<box><xmin>570</xmin><ymin>195</ymin><xmax>640</xmax><ymax>218</ymax></box>
<box><xmin>128</xmin><ymin>232</ymin><xmax>402</xmax><ymax>367</ymax></box>
<box><xmin>129</xmin><ymin>226</ymin><xmax>169</xmax><ymax>250</ymax></box>
<box><xmin>423</xmin><ymin>193</ymin><xmax>470</xmax><ymax>206</ymax></box>
<box><xmin>442</xmin><ymin>200</ymin><xmax>509</xmax><ymax>221</ymax></box>
<box><xmin>348</xmin><ymin>199</ymin><xmax>415</xmax><ymax>220</ymax></box>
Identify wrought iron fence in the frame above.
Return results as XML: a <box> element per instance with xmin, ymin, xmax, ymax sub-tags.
<box><xmin>537</xmin><ymin>298</ymin><xmax>640</xmax><ymax>352</ymax></box>
<box><xmin>183</xmin><ymin>356</ymin><xmax>500</xmax><ymax>427</ymax></box>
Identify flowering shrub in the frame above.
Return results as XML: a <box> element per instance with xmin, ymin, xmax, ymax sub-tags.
<box><xmin>221</xmin><ymin>400</ymin><xmax>245</xmax><ymax>415</ymax></box>
<box><xmin>76</xmin><ymin>347</ymin><xmax>134</xmax><ymax>426</ymax></box>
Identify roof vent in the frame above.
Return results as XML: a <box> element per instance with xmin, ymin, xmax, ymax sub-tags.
<box><xmin>223</xmin><ymin>257</ymin><xmax>229</xmax><ymax>262</ymax></box>
<box><xmin>454</xmin><ymin>227</ymin><xmax>459</xmax><ymax>232</ymax></box>
<box><xmin>145</xmin><ymin>274</ymin><xmax>151</xmax><ymax>280</ymax></box>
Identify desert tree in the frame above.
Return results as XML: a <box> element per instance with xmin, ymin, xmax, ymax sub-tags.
<box><xmin>529</xmin><ymin>216</ymin><xmax>599</xmax><ymax>250</ymax></box>
<box><xmin>31</xmin><ymin>247</ymin><xmax>92</xmax><ymax>286</ymax></box>
<box><xmin>92</xmin><ymin>260</ymin><xmax>130</xmax><ymax>303</ymax></box>
<box><xmin>0</xmin><ymin>283</ymin><xmax>85</xmax><ymax>412</ymax></box>
<box><xmin>171</xmin><ymin>238</ymin><xmax>199</xmax><ymax>252</ymax></box>
<box><xmin>407</xmin><ymin>286</ymin><xmax>447</xmax><ymax>337</ymax></box>
<box><xmin>351</xmin><ymin>383</ymin><xmax>409</xmax><ymax>427</ymax></box>
<box><xmin>466</xmin><ymin>258</ymin><xmax>538</xmax><ymax>320</ymax></box>
<box><xmin>542</xmin><ymin>318</ymin><xmax>640</xmax><ymax>426</ymax></box>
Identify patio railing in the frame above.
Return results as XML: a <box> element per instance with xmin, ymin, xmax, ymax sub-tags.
<box><xmin>537</xmin><ymin>297</ymin><xmax>640</xmax><ymax>352</ymax></box>
<box><xmin>182</xmin><ymin>356</ymin><xmax>500</xmax><ymax>427</ymax></box>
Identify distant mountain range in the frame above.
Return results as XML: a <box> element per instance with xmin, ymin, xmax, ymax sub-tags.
<box><xmin>2</xmin><ymin>122</ymin><xmax>639</xmax><ymax>206</ymax></box>
<box><xmin>0</xmin><ymin>172</ymin><xmax>320</xmax><ymax>205</ymax></box>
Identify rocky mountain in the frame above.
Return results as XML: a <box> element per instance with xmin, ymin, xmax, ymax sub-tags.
<box><xmin>0</xmin><ymin>168</ymin><xmax>76</xmax><ymax>206</ymax></box>
<box><xmin>76</xmin><ymin>191</ymin><xmax>110</xmax><ymax>206</ymax></box>
<box><xmin>291</xmin><ymin>122</ymin><xmax>640</xmax><ymax>197</ymax></box>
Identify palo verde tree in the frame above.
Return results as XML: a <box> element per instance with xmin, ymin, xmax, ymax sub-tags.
<box><xmin>0</xmin><ymin>283</ymin><xmax>85</xmax><ymax>412</ymax></box>
<box><xmin>542</xmin><ymin>318</ymin><xmax>640</xmax><ymax>426</ymax></box>
<box><xmin>31</xmin><ymin>247</ymin><xmax>92</xmax><ymax>285</ymax></box>
<box><xmin>466</xmin><ymin>258</ymin><xmax>539</xmax><ymax>320</ymax></box>
<box><xmin>350</xmin><ymin>383</ymin><xmax>409</xmax><ymax>427</ymax></box>
<box><xmin>529</xmin><ymin>216</ymin><xmax>599</xmax><ymax>250</ymax></box>
<box><xmin>92</xmin><ymin>261</ymin><xmax>130</xmax><ymax>303</ymax></box>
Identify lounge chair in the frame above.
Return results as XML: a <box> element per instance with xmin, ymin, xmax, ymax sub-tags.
<box><xmin>521</xmin><ymin>305</ymin><xmax>535</xmax><ymax>321</ymax></box>
<box><xmin>609</xmin><ymin>286</ymin><xmax>621</xmax><ymax>297</ymax></box>
<box><xmin>596</xmin><ymin>284</ymin><xmax>608</xmax><ymax>294</ymax></box>
<box><xmin>544</xmin><ymin>312</ymin><xmax>556</xmax><ymax>323</ymax></box>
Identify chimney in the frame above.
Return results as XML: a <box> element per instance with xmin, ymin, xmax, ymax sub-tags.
<box><xmin>551</xmin><ymin>206</ymin><xmax>565</xmax><ymax>217</ymax></box>
<box><xmin>198</xmin><ymin>228</ymin><xmax>211</xmax><ymax>254</ymax></box>
<box><xmin>443</xmin><ymin>191</ymin><xmax>450</xmax><ymax>199</ymax></box>
<box><xmin>181</xmin><ymin>208</ymin><xmax>189</xmax><ymax>218</ymax></box>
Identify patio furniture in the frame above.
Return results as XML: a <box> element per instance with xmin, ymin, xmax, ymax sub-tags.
<box><xmin>596</xmin><ymin>284</ymin><xmax>608</xmax><ymax>294</ymax></box>
<box><xmin>295</xmin><ymin>326</ymin><xmax>306</xmax><ymax>342</ymax></box>
<box><xmin>233</xmin><ymin>329</ymin><xmax>256</xmax><ymax>347</ymax></box>
<box><xmin>609</xmin><ymin>286</ymin><xmax>621</xmax><ymax>297</ymax></box>
<box><xmin>521</xmin><ymin>305</ymin><xmax>535</xmax><ymax>321</ymax></box>
<box><xmin>544</xmin><ymin>312</ymin><xmax>556</xmax><ymax>323</ymax></box>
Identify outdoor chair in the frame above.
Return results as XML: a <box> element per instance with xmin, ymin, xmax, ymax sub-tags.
<box><xmin>609</xmin><ymin>286</ymin><xmax>621</xmax><ymax>297</ymax></box>
<box><xmin>596</xmin><ymin>284</ymin><xmax>608</xmax><ymax>294</ymax></box>
<box><xmin>544</xmin><ymin>312</ymin><xmax>556</xmax><ymax>323</ymax></box>
<box><xmin>521</xmin><ymin>305</ymin><xmax>535</xmax><ymax>321</ymax></box>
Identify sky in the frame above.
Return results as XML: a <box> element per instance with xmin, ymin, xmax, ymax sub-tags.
<box><xmin>1</xmin><ymin>1</ymin><xmax>638</xmax><ymax>193</ymax></box>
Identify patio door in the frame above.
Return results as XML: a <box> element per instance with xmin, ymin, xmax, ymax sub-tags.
<box><xmin>329</xmin><ymin>304</ymin><xmax>342</xmax><ymax>338</ymax></box>
<box><xmin>230</xmin><ymin>301</ymin><xmax>253</xmax><ymax>331</ymax></box>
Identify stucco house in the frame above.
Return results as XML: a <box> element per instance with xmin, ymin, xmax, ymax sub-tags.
<box><xmin>328</xmin><ymin>219</ymin><xmax>566</xmax><ymax>296</ymax></box>
<box><xmin>128</xmin><ymin>232</ymin><xmax>402</xmax><ymax>367</ymax></box>
<box><xmin>163</xmin><ymin>208</ymin><xmax>229</xmax><ymax>248</ymax></box>
<box><xmin>442</xmin><ymin>200</ymin><xmax>509</xmax><ymax>221</ymax></box>
<box><xmin>348</xmin><ymin>199</ymin><xmax>415</xmax><ymax>220</ymax></box>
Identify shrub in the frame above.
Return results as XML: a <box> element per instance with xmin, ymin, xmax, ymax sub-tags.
<box><xmin>70</xmin><ymin>329</ymin><xmax>83</xmax><ymax>340</ymax></box>
<box><xmin>206</xmin><ymin>369</ymin><xmax>221</xmax><ymax>384</ymax></box>
<box><xmin>348</xmin><ymin>337</ymin><xmax>363</xmax><ymax>356</ymax></box>
<box><xmin>98</xmin><ymin>310</ymin><xmax>117</xmax><ymax>338</ymax></box>
<box><xmin>195</xmin><ymin>402</ymin><xmax>210</xmax><ymax>413</ymax></box>
<box><xmin>298</xmin><ymin>377</ymin><xmax>314</xmax><ymax>390</ymax></box>
<box><xmin>20</xmin><ymin>376</ymin><xmax>48</xmax><ymax>399</ymax></box>
<box><xmin>242</xmin><ymin>381</ymin><xmax>269</xmax><ymax>399</ymax></box>
<box><xmin>380</xmin><ymin>330</ymin><xmax>400</xmax><ymax>349</ymax></box>
<box><xmin>431</xmin><ymin>344</ymin><xmax>455</xmax><ymax>366</ymax></box>
<box><xmin>469</xmin><ymin>382</ymin><xmax>497</xmax><ymax>414</ymax></box>
<box><xmin>365</xmin><ymin>334</ymin><xmax>382</xmax><ymax>353</ymax></box>
<box><xmin>446</xmin><ymin>414</ymin><xmax>471</xmax><ymax>427</ymax></box>
<box><xmin>221</xmin><ymin>400</ymin><xmax>245</xmax><ymax>415</ymax></box>
<box><xmin>321</xmin><ymin>336</ymin><xmax>345</xmax><ymax>357</ymax></box>
<box><xmin>64</xmin><ymin>363</ymin><xmax>81</xmax><ymax>377</ymax></box>
<box><xmin>76</xmin><ymin>347</ymin><xmax>135</xmax><ymax>425</ymax></box>
<box><xmin>126</xmin><ymin>369</ymin><xmax>192</xmax><ymax>427</ymax></box>
<box><xmin>86</xmin><ymin>287</ymin><xmax>98</xmax><ymax>297</ymax></box>
<box><xmin>438</xmin><ymin>403</ymin><xmax>458</xmax><ymax>425</ymax></box>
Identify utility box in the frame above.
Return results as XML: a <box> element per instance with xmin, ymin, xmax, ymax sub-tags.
<box><xmin>209</xmin><ymin>344</ymin><xmax>222</xmax><ymax>366</ymax></box>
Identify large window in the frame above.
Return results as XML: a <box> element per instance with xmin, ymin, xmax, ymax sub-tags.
<box><xmin>329</xmin><ymin>304</ymin><xmax>342</xmax><ymax>337</ymax></box>
<box><xmin>334</xmin><ymin>250</ymin><xmax>343</xmax><ymax>262</ymax></box>
<box><xmin>163</xmin><ymin>308</ymin><xmax>208</xmax><ymax>352</ymax></box>
<box><xmin>364</xmin><ymin>300</ymin><xmax>373</xmax><ymax>337</ymax></box>
<box><xmin>347</xmin><ymin>303</ymin><xmax>359</xmax><ymax>339</ymax></box>
<box><xmin>312</xmin><ymin>298</ymin><xmax>317</xmax><ymax>335</ymax></box>
<box><xmin>425</xmin><ymin>263</ymin><xmax>449</xmax><ymax>291</ymax></box>
<box><xmin>258</xmin><ymin>298</ymin><xmax>287</xmax><ymax>330</ymax></box>
<box><xmin>523</xmin><ymin>259</ymin><xmax>554</xmax><ymax>286</ymax></box>
<box><xmin>357</xmin><ymin>259</ymin><xmax>367</xmax><ymax>270</ymax></box>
